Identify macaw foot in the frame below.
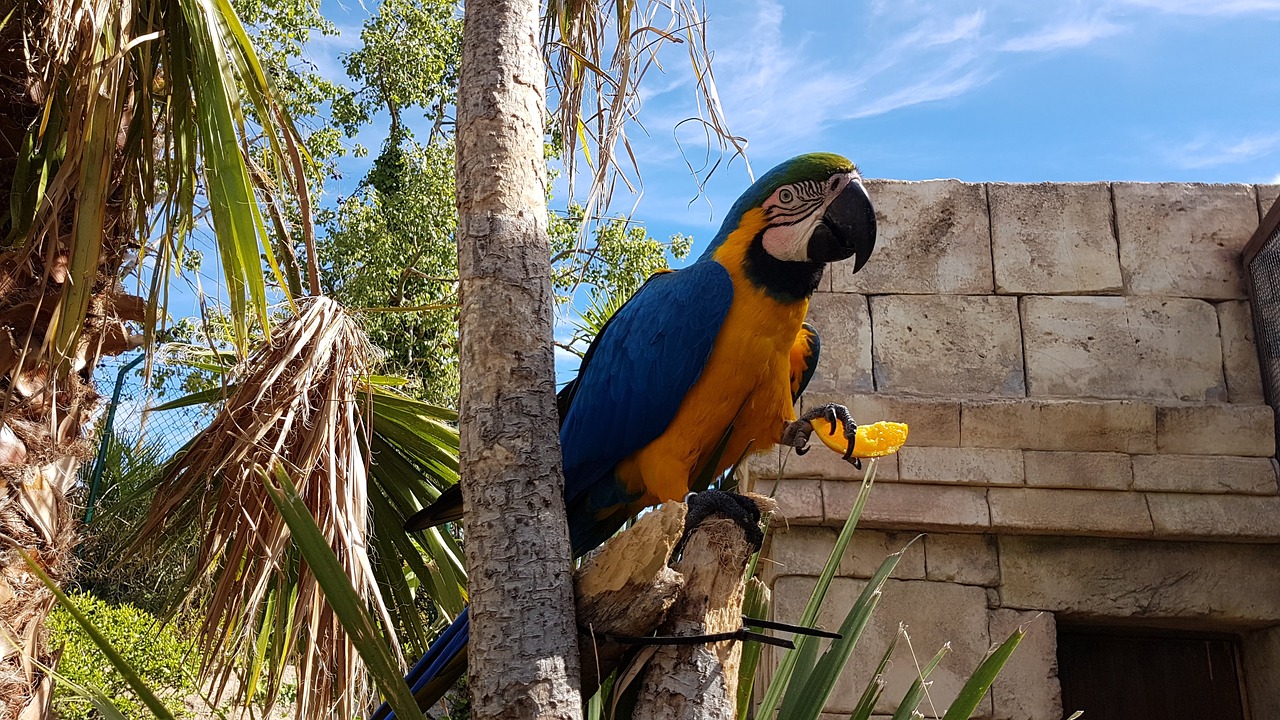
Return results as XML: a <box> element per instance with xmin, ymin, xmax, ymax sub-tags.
<box><xmin>677</xmin><ymin>490</ymin><xmax>764</xmax><ymax>555</ymax></box>
<box><xmin>780</xmin><ymin>403</ymin><xmax>862</xmax><ymax>469</ymax></box>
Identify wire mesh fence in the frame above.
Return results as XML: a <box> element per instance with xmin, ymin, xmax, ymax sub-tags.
<box><xmin>1244</xmin><ymin>194</ymin><xmax>1280</xmax><ymax>456</ymax></box>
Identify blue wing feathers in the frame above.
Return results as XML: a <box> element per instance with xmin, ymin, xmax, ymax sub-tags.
<box><xmin>560</xmin><ymin>262</ymin><xmax>733</xmax><ymax>506</ymax></box>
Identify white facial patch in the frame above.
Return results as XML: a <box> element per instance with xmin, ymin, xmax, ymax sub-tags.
<box><xmin>759</xmin><ymin>173</ymin><xmax>857</xmax><ymax>263</ymax></box>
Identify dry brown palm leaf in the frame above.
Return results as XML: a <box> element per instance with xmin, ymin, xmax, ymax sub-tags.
<box><xmin>134</xmin><ymin>296</ymin><xmax>389</xmax><ymax>719</ymax></box>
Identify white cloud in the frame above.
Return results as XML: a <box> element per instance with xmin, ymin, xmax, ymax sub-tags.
<box><xmin>1174</xmin><ymin>132</ymin><xmax>1280</xmax><ymax>168</ymax></box>
<box><xmin>1119</xmin><ymin>0</ymin><xmax>1280</xmax><ymax>15</ymax></box>
<box><xmin>1000</xmin><ymin>15</ymin><xmax>1124</xmax><ymax>52</ymax></box>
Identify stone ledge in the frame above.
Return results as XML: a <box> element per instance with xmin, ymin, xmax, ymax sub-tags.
<box><xmin>999</xmin><ymin>535</ymin><xmax>1280</xmax><ymax>624</ymax></box>
<box><xmin>1147</xmin><ymin>492</ymin><xmax>1280</xmax><ymax>541</ymax></box>
<box><xmin>962</xmin><ymin>399</ymin><xmax>1157</xmax><ymax>454</ymax></box>
<box><xmin>1155</xmin><ymin>403</ymin><xmax>1276</xmax><ymax>457</ymax></box>
<box><xmin>988</xmin><ymin>181</ymin><xmax>1121</xmax><ymax>295</ymax></box>
<box><xmin>988</xmin><ymin>487</ymin><xmax>1154</xmax><ymax>537</ymax></box>
<box><xmin>749</xmin><ymin>477</ymin><xmax>823</xmax><ymax>524</ymax></box>
<box><xmin>1132</xmin><ymin>455</ymin><xmax>1278</xmax><ymax>495</ymax></box>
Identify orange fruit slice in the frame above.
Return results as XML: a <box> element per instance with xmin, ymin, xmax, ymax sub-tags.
<box><xmin>808</xmin><ymin>418</ymin><xmax>909</xmax><ymax>458</ymax></box>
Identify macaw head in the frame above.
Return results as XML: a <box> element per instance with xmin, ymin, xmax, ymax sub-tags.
<box><xmin>702</xmin><ymin>153</ymin><xmax>877</xmax><ymax>299</ymax></box>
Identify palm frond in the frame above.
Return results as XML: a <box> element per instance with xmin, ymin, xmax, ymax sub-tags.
<box><xmin>133</xmin><ymin>297</ymin><xmax>462</xmax><ymax>716</ymax></box>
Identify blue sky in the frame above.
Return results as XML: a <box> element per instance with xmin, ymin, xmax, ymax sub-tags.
<box><xmin>294</xmin><ymin>0</ymin><xmax>1280</xmax><ymax>381</ymax></box>
<box><xmin>311</xmin><ymin>0</ymin><xmax>1280</xmax><ymax>256</ymax></box>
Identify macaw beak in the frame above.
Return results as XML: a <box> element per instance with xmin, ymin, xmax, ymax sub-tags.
<box><xmin>807</xmin><ymin>180</ymin><xmax>877</xmax><ymax>271</ymax></box>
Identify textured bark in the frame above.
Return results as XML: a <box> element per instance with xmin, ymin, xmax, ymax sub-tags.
<box><xmin>631</xmin><ymin>515</ymin><xmax>757</xmax><ymax>720</ymax></box>
<box><xmin>454</xmin><ymin>0</ymin><xmax>584</xmax><ymax>717</ymax></box>
<box><xmin>575</xmin><ymin>502</ymin><xmax>688</xmax><ymax>695</ymax></box>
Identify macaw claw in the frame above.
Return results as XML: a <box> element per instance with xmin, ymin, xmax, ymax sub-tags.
<box><xmin>782</xmin><ymin>403</ymin><xmax>862</xmax><ymax>468</ymax></box>
<box><xmin>782</xmin><ymin>405</ymin><xmax>910</xmax><ymax>468</ymax></box>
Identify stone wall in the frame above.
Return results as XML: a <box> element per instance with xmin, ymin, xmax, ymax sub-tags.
<box><xmin>752</xmin><ymin>180</ymin><xmax>1280</xmax><ymax>719</ymax></box>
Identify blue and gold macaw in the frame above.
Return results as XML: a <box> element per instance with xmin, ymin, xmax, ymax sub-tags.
<box><xmin>381</xmin><ymin>152</ymin><xmax>876</xmax><ymax>716</ymax></box>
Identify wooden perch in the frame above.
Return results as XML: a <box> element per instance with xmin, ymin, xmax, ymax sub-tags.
<box><xmin>629</xmin><ymin>494</ymin><xmax>773</xmax><ymax>720</ymax></box>
<box><xmin>574</xmin><ymin>502</ymin><xmax>688</xmax><ymax>696</ymax></box>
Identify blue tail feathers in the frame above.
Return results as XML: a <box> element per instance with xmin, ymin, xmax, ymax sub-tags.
<box><xmin>372</xmin><ymin>607</ymin><xmax>470</xmax><ymax>720</ymax></box>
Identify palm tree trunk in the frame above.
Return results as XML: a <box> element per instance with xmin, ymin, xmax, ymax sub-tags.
<box><xmin>454</xmin><ymin>0</ymin><xmax>584</xmax><ymax>717</ymax></box>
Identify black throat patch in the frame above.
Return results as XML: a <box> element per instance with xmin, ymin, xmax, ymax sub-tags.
<box><xmin>744</xmin><ymin>235</ymin><xmax>826</xmax><ymax>303</ymax></box>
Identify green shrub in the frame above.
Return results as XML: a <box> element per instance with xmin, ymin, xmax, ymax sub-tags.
<box><xmin>47</xmin><ymin>591</ymin><xmax>195</xmax><ymax>720</ymax></box>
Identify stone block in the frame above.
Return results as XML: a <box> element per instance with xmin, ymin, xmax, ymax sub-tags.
<box><xmin>1133</xmin><ymin>455</ymin><xmax>1278</xmax><ymax>495</ymax></box>
<box><xmin>998</xmin><ymin>535</ymin><xmax>1280</xmax><ymax>623</ymax></box>
<box><xmin>988</xmin><ymin>487</ymin><xmax>1154</xmax><ymax>536</ymax></box>
<box><xmin>832</xmin><ymin>179</ymin><xmax>993</xmax><ymax>294</ymax></box>
<box><xmin>772</xmin><ymin>577</ymin><xmax>992</xmax><ymax>716</ymax></box>
<box><xmin>804</xmin><ymin>292</ymin><xmax>874</xmax><ymax>395</ymax></box>
<box><xmin>1114</xmin><ymin>182</ymin><xmax>1257</xmax><ymax>299</ymax></box>
<box><xmin>828</xmin><ymin>481</ymin><xmax>990</xmax><ymax>530</ymax></box>
<box><xmin>750</xmin><ymin>477</ymin><xmax>823</xmax><ymax>524</ymax></box>
<box><xmin>765</xmin><ymin>526</ymin><xmax>925</xmax><ymax>580</ymax></box>
<box><xmin>871</xmin><ymin>295</ymin><xmax>1025</xmax><ymax>397</ymax></box>
<box><xmin>924</xmin><ymin>533</ymin><xmax>1000</xmax><ymax>586</ymax></box>
<box><xmin>1155</xmin><ymin>403</ymin><xmax>1276</xmax><ymax>457</ymax></box>
<box><xmin>962</xmin><ymin>399</ymin><xmax>1157</xmax><ymax>454</ymax></box>
<box><xmin>988</xmin><ymin>182</ymin><xmax>1122</xmax><ymax>295</ymax></box>
<box><xmin>989</xmin><ymin>609</ymin><xmax>1062</xmax><ymax>720</ymax></box>
<box><xmin>1218</xmin><ymin>301</ymin><xmax>1265</xmax><ymax>405</ymax></box>
<box><xmin>1021</xmin><ymin>295</ymin><xmax>1227</xmax><ymax>402</ymax></box>
<box><xmin>1023</xmin><ymin>451</ymin><xmax>1132</xmax><ymax>490</ymax></box>
<box><xmin>805</xmin><ymin>392</ymin><xmax>961</xmax><ymax>447</ymax></box>
<box><xmin>775</xmin><ymin>444</ymin><xmax>899</xmax><ymax>481</ymax></box>
<box><xmin>898</xmin><ymin>447</ymin><xmax>1024</xmax><ymax>486</ymax></box>
<box><xmin>1257</xmin><ymin>184</ymin><xmax>1280</xmax><ymax>220</ymax></box>
<box><xmin>1242</xmin><ymin>626</ymin><xmax>1280</xmax><ymax>720</ymax></box>
<box><xmin>1146</xmin><ymin>492</ymin><xmax>1280</xmax><ymax>540</ymax></box>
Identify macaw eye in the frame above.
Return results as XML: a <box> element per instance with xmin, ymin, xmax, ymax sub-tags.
<box><xmin>778</xmin><ymin>188</ymin><xmax>795</xmax><ymax>204</ymax></box>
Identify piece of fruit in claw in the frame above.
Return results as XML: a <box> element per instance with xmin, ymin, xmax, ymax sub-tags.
<box><xmin>809</xmin><ymin>418</ymin><xmax>909</xmax><ymax>458</ymax></box>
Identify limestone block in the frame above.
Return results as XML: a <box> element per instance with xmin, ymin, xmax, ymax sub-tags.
<box><xmin>750</xmin><ymin>478</ymin><xmax>823</xmax><ymax>524</ymax></box>
<box><xmin>1241</xmin><ymin>625</ymin><xmax>1280</xmax><ymax>720</ymax></box>
<box><xmin>831</xmin><ymin>179</ymin><xmax>993</xmax><ymax>294</ymax></box>
<box><xmin>987</xmin><ymin>487</ymin><xmax>1154</xmax><ymax>537</ymax></box>
<box><xmin>773</xmin><ymin>444</ymin><xmax>899</xmax><ymax>481</ymax></box>
<box><xmin>1256</xmin><ymin>184</ymin><xmax>1280</xmax><ymax>220</ymax></box>
<box><xmin>828</xmin><ymin>481</ymin><xmax>990</xmax><ymax>530</ymax></box>
<box><xmin>1021</xmin><ymin>295</ymin><xmax>1226</xmax><ymax>402</ymax></box>
<box><xmin>765</xmin><ymin>526</ymin><xmax>925</xmax><ymax>580</ymax></box>
<box><xmin>1133</xmin><ymin>454</ymin><xmax>1278</xmax><ymax>495</ymax></box>
<box><xmin>1114</xmin><ymin>182</ymin><xmax>1257</xmax><ymax>299</ymax></box>
<box><xmin>1217</xmin><ymin>302</ymin><xmax>1265</xmax><ymax>404</ymax></box>
<box><xmin>924</xmin><ymin>533</ymin><xmax>1000</xmax><ymax>586</ymax></box>
<box><xmin>962</xmin><ymin>399</ymin><xmax>1157</xmax><ymax>454</ymax></box>
<box><xmin>1156</xmin><ymin>403</ymin><xmax>1275</xmax><ymax>457</ymax></box>
<box><xmin>998</xmin><ymin>535</ymin><xmax>1280</xmax><ymax>623</ymax></box>
<box><xmin>1023</xmin><ymin>451</ymin><xmax>1132</xmax><ymax>490</ymax></box>
<box><xmin>989</xmin><ymin>609</ymin><xmax>1062</xmax><ymax>720</ymax></box>
<box><xmin>772</xmin><ymin>577</ymin><xmax>992</xmax><ymax>716</ymax></box>
<box><xmin>804</xmin><ymin>392</ymin><xmax>961</xmax><ymax>447</ymax></box>
<box><xmin>1146</xmin><ymin>492</ymin><xmax>1280</xmax><ymax>540</ymax></box>
<box><xmin>871</xmin><ymin>295</ymin><xmax>1025</xmax><ymax>397</ymax></box>
<box><xmin>804</xmin><ymin>292</ymin><xmax>873</xmax><ymax>395</ymax></box>
<box><xmin>988</xmin><ymin>182</ymin><xmax>1122</xmax><ymax>295</ymax></box>
<box><xmin>898</xmin><ymin>447</ymin><xmax>1023</xmax><ymax>486</ymax></box>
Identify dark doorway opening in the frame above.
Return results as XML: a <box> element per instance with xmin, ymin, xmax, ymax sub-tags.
<box><xmin>1058</xmin><ymin>627</ymin><xmax>1249</xmax><ymax>720</ymax></box>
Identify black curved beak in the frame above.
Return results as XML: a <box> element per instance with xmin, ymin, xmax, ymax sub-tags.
<box><xmin>807</xmin><ymin>181</ymin><xmax>877</xmax><ymax>272</ymax></box>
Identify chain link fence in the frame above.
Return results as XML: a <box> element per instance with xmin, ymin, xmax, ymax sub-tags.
<box><xmin>1244</xmin><ymin>194</ymin><xmax>1280</xmax><ymax>456</ymax></box>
